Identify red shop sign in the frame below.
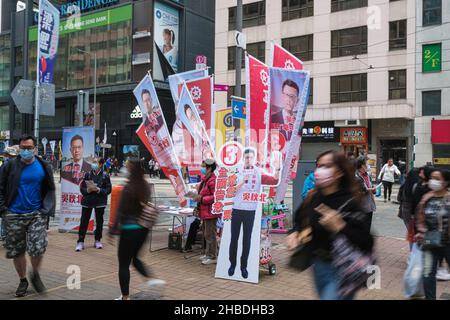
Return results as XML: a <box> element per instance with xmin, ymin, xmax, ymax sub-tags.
<box><xmin>340</xmin><ymin>127</ymin><xmax>368</xmax><ymax>144</ymax></box>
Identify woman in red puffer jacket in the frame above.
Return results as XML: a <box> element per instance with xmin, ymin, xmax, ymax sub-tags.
<box><xmin>193</xmin><ymin>159</ymin><xmax>217</xmax><ymax>265</ymax></box>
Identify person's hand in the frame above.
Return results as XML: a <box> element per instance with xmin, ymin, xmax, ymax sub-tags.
<box><xmin>286</xmin><ymin>228</ymin><xmax>312</xmax><ymax>250</ymax></box>
<box><xmin>193</xmin><ymin>195</ymin><xmax>202</xmax><ymax>203</ymax></box>
<box><xmin>315</xmin><ymin>204</ymin><xmax>346</xmax><ymax>234</ymax></box>
<box><xmin>415</xmin><ymin>232</ymin><xmax>424</xmax><ymax>242</ymax></box>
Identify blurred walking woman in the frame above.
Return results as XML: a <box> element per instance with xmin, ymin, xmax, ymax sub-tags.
<box><xmin>416</xmin><ymin>168</ymin><xmax>450</xmax><ymax>300</ymax></box>
<box><xmin>110</xmin><ymin>160</ymin><xmax>165</xmax><ymax>300</ymax></box>
<box><xmin>287</xmin><ymin>150</ymin><xmax>374</xmax><ymax>300</ymax></box>
<box><xmin>378</xmin><ymin>158</ymin><xmax>400</xmax><ymax>202</ymax></box>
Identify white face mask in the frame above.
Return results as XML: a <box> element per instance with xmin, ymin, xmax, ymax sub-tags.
<box><xmin>428</xmin><ymin>179</ymin><xmax>444</xmax><ymax>191</ymax></box>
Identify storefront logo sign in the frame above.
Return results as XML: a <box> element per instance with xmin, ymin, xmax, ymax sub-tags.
<box><xmin>130</xmin><ymin>106</ymin><xmax>142</xmax><ymax>119</ymax></box>
<box><xmin>60</xmin><ymin>0</ymin><xmax>120</xmax><ymax>17</ymax></box>
<box><xmin>340</xmin><ymin>127</ymin><xmax>368</xmax><ymax>144</ymax></box>
<box><xmin>301</xmin><ymin>122</ymin><xmax>338</xmax><ymax>142</ymax></box>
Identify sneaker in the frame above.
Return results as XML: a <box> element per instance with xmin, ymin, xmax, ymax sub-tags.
<box><xmin>30</xmin><ymin>272</ymin><xmax>46</xmax><ymax>294</ymax></box>
<box><xmin>114</xmin><ymin>295</ymin><xmax>129</xmax><ymax>300</ymax></box>
<box><xmin>147</xmin><ymin>279</ymin><xmax>166</xmax><ymax>288</ymax></box>
<box><xmin>199</xmin><ymin>255</ymin><xmax>209</xmax><ymax>261</ymax></box>
<box><xmin>15</xmin><ymin>279</ymin><xmax>28</xmax><ymax>297</ymax></box>
<box><xmin>94</xmin><ymin>241</ymin><xmax>103</xmax><ymax>249</ymax></box>
<box><xmin>436</xmin><ymin>268</ymin><xmax>450</xmax><ymax>281</ymax></box>
<box><xmin>75</xmin><ymin>242</ymin><xmax>85</xmax><ymax>252</ymax></box>
<box><xmin>201</xmin><ymin>257</ymin><xmax>217</xmax><ymax>265</ymax></box>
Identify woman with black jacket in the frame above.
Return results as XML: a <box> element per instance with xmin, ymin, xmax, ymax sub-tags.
<box><xmin>286</xmin><ymin>150</ymin><xmax>374</xmax><ymax>300</ymax></box>
<box><xmin>76</xmin><ymin>158</ymin><xmax>112</xmax><ymax>251</ymax></box>
<box><xmin>109</xmin><ymin>160</ymin><xmax>165</xmax><ymax>300</ymax></box>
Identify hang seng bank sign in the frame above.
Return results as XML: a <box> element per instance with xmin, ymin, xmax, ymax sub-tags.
<box><xmin>34</xmin><ymin>0</ymin><xmax>119</xmax><ymax>21</ymax></box>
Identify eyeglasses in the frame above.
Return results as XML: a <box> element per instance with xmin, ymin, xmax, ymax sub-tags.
<box><xmin>282</xmin><ymin>92</ymin><xmax>298</xmax><ymax>100</ymax></box>
<box><xmin>20</xmin><ymin>146</ymin><xmax>35</xmax><ymax>151</ymax></box>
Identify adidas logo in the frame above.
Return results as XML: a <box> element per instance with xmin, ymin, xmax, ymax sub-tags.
<box><xmin>130</xmin><ymin>106</ymin><xmax>143</xmax><ymax>119</ymax></box>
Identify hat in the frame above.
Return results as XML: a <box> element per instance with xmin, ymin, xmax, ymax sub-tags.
<box><xmin>204</xmin><ymin>158</ymin><xmax>216</xmax><ymax>166</ymax></box>
<box><xmin>4</xmin><ymin>146</ymin><xmax>19</xmax><ymax>157</ymax></box>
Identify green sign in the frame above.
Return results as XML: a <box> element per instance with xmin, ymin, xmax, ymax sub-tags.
<box><xmin>29</xmin><ymin>4</ymin><xmax>132</xmax><ymax>41</ymax></box>
<box><xmin>423</xmin><ymin>43</ymin><xmax>442</xmax><ymax>73</ymax></box>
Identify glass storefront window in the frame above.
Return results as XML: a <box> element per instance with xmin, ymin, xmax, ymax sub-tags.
<box><xmin>0</xmin><ymin>34</ymin><xmax>11</xmax><ymax>97</ymax></box>
<box><xmin>0</xmin><ymin>106</ymin><xmax>9</xmax><ymax>131</ymax></box>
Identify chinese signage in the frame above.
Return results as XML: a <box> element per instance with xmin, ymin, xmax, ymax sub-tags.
<box><xmin>423</xmin><ymin>43</ymin><xmax>441</xmax><ymax>73</ymax></box>
<box><xmin>340</xmin><ymin>127</ymin><xmax>368</xmax><ymax>144</ymax></box>
<box><xmin>37</xmin><ymin>0</ymin><xmax>60</xmax><ymax>84</ymax></box>
<box><xmin>301</xmin><ymin>121</ymin><xmax>339</xmax><ymax>142</ymax></box>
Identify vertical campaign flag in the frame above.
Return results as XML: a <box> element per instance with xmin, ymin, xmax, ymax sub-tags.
<box><xmin>37</xmin><ymin>0</ymin><xmax>60</xmax><ymax>84</ymax></box>
<box><xmin>245</xmin><ymin>54</ymin><xmax>270</xmax><ymax>166</ymax></box>
<box><xmin>267</xmin><ymin>68</ymin><xmax>310</xmax><ymax>203</ymax></box>
<box><xmin>271</xmin><ymin>43</ymin><xmax>304</xmax><ymax>71</ymax></box>
<box><xmin>60</xmin><ymin>127</ymin><xmax>95</xmax><ymax>232</ymax></box>
<box><xmin>134</xmin><ymin>74</ymin><xmax>188</xmax><ymax>207</ymax></box>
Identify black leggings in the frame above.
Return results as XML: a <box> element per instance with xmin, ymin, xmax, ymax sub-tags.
<box><xmin>78</xmin><ymin>207</ymin><xmax>105</xmax><ymax>242</ymax></box>
<box><xmin>118</xmin><ymin>228</ymin><xmax>151</xmax><ymax>296</ymax></box>
<box><xmin>383</xmin><ymin>181</ymin><xmax>393</xmax><ymax>200</ymax></box>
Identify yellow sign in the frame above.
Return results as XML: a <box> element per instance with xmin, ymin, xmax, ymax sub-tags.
<box><xmin>433</xmin><ymin>158</ymin><xmax>450</xmax><ymax>165</ymax></box>
<box><xmin>215</xmin><ymin>109</ymin><xmax>234</xmax><ymax>151</ymax></box>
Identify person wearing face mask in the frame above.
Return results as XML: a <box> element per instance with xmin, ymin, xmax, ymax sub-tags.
<box><xmin>76</xmin><ymin>158</ymin><xmax>112</xmax><ymax>251</ymax></box>
<box><xmin>355</xmin><ymin>157</ymin><xmax>376</xmax><ymax>231</ymax></box>
<box><xmin>0</xmin><ymin>135</ymin><xmax>56</xmax><ymax>297</ymax></box>
<box><xmin>191</xmin><ymin>159</ymin><xmax>217</xmax><ymax>265</ymax></box>
<box><xmin>416</xmin><ymin>169</ymin><xmax>450</xmax><ymax>298</ymax></box>
<box><xmin>286</xmin><ymin>150</ymin><xmax>373</xmax><ymax>300</ymax></box>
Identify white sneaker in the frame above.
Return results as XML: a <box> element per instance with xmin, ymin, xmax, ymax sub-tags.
<box><xmin>114</xmin><ymin>295</ymin><xmax>129</xmax><ymax>300</ymax></box>
<box><xmin>199</xmin><ymin>255</ymin><xmax>209</xmax><ymax>261</ymax></box>
<box><xmin>201</xmin><ymin>258</ymin><xmax>217</xmax><ymax>265</ymax></box>
<box><xmin>436</xmin><ymin>268</ymin><xmax>450</xmax><ymax>281</ymax></box>
<box><xmin>94</xmin><ymin>241</ymin><xmax>103</xmax><ymax>249</ymax></box>
<box><xmin>147</xmin><ymin>279</ymin><xmax>166</xmax><ymax>288</ymax></box>
<box><xmin>75</xmin><ymin>242</ymin><xmax>85</xmax><ymax>252</ymax></box>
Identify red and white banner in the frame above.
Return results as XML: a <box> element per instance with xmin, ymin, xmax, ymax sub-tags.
<box><xmin>134</xmin><ymin>75</ymin><xmax>187</xmax><ymax>207</ymax></box>
<box><xmin>267</xmin><ymin>67</ymin><xmax>311</xmax><ymax>203</ymax></box>
<box><xmin>245</xmin><ymin>54</ymin><xmax>270</xmax><ymax>166</ymax></box>
<box><xmin>271</xmin><ymin>43</ymin><xmax>304</xmax><ymax>70</ymax></box>
<box><xmin>184</xmin><ymin>76</ymin><xmax>215</xmax><ymax>136</ymax></box>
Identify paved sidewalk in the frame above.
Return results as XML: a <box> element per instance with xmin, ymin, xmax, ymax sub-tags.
<box><xmin>0</xmin><ymin>231</ymin><xmax>449</xmax><ymax>300</ymax></box>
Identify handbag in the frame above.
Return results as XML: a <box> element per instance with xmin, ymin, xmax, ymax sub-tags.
<box><xmin>288</xmin><ymin>227</ymin><xmax>313</xmax><ymax>271</ymax></box>
<box><xmin>422</xmin><ymin>230</ymin><xmax>442</xmax><ymax>249</ymax></box>
<box><xmin>137</xmin><ymin>201</ymin><xmax>160</xmax><ymax>229</ymax></box>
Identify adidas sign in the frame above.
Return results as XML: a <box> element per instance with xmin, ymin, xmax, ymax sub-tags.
<box><xmin>130</xmin><ymin>106</ymin><xmax>143</xmax><ymax>119</ymax></box>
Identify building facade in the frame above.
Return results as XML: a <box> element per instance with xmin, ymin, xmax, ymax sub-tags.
<box><xmin>0</xmin><ymin>0</ymin><xmax>215</xmax><ymax>161</ymax></box>
<box><xmin>215</xmin><ymin>0</ymin><xmax>416</xmax><ymax>174</ymax></box>
<box><xmin>414</xmin><ymin>0</ymin><xmax>450</xmax><ymax>168</ymax></box>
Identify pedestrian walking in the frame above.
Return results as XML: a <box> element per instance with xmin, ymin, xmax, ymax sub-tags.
<box><xmin>287</xmin><ymin>150</ymin><xmax>374</xmax><ymax>300</ymax></box>
<box><xmin>153</xmin><ymin>161</ymin><xmax>160</xmax><ymax>178</ymax></box>
<box><xmin>355</xmin><ymin>156</ymin><xmax>376</xmax><ymax>230</ymax></box>
<box><xmin>109</xmin><ymin>160</ymin><xmax>165</xmax><ymax>300</ymax></box>
<box><xmin>378</xmin><ymin>158</ymin><xmax>401</xmax><ymax>202</ymax></box>
<box><xmin>0</xmin><ymin>135</ymin><xmax>56</xmax><ymax>297</ymax></box>
<box><xmin>148</xmin><ymin>159</ymin><xmax>154</xmax><ymax>178</ymax></box>
<box><xmin>416</xmin><ymin>168</ymin><xmax>450</xmax><ymax>299</ymax></box>
<box><xmin>0</xmin><ymin>146</ymin><xmax>19</xmax><ymax>242</ymax></box>
<box><xmin>76</xmin><ymin>158</ymin><xmax>112</xmax><ymax>252</ymax></box>
<box><xmin>191</xmin><ymin>159</ymin><xmax>217</xmax><ymax>265</ymax></box>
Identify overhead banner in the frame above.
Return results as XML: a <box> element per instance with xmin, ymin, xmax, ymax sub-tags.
<box><xmin>153</xmin><ymin>1</ymin><xmax>180</xmax><ymax>81</ymax></box>
<box><xmin>134</xmin><ymin>74</ymin><xmax>187</xmax><ymax>206</ymax></box>
<box><xmin>245</xmin><ymin>54</ymin><xmax>270</xmax><ymax>165</ymax></box>
<box><xmin>271</xmin><ymin>43</ymin><xmax>304</xmax><ymax>70</ymax></box>
<box><xmin>176</xmin><ymin>84</ymin><xmax>215</xmax><ymax>164</ymax></box>
<box><xmin>60</xmin><ymin>126</ymin><xmax>95</xmax><ymax>232</ymax></box>
<box><xmin>37</xmin><ymin>0</ymin><xmax>60</xmax><ymax>84</ymax></box>
<box><xmin>268</xmin><ymin>68</ymin><xmax>310</xmax><ymax>203</ymax></box>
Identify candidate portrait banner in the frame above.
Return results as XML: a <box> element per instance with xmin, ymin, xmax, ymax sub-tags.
<box><xmin>134</xmin><ymin>74</ymin><xmax>187</xmax><ymax>207</ymax></box>
<box><xmin>267</xmin><ymin>68</ymin><xmax>310</xmax><ymax>203</ymax></box>
<box><xmin>37</xmin><ymin>0</ymin><xmax>60</xmax><ymax>84</ymax></box>
<box><xmin>245</xmin><ymin>54</ymin><xmax>269</xmax><ymax>166</ymax></box>
<box><xmin>59</xmin><ymin>126</ymin><xmax>95</xmax><ymax>232</ymax></box>
<box><xmin>176</xmin><ymin>84</ymin><xmax>215</xmax><ymax>164</ymax></box>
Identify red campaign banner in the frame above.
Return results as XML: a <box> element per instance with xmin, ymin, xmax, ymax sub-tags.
<box><xmin>184</xmin><ymin>76</ymin><xmax>214</xmax><ymax>133</ymax></box>
<box><xmin>272</xmin><ymin>43</ymin><xmax>304</xmax><ymax>70</ymax></box>
<box><xmin>245</xmin><ymin>54</ymin><xmax>270</xmax><ymax>165</ymax></box>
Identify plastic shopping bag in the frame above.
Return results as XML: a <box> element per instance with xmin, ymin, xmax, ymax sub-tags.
<box><xmin>403</xmin><ymin>243</ymin><xmax>424</xmax><ymax>298</ymax></box>
<box><xmin>375</xmin><ymin>184</ymin><xmax>382</xmax><ymax>198</ymax></box>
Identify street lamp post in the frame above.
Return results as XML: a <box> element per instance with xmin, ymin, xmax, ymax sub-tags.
<box><xmin>76</xmin><ymin>48</ymin><xmax>97</xmax><ymax>129</ymax></box>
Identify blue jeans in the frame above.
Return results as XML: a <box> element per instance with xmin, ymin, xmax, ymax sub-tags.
<box><xmin>423</xmin><ymin>245</ymin><xmax>450</xmax><ymax>300</ymax></box>
<box><xmin>312</xmin><ymin>257</ymin><xmax>355</xmax><ymax>300</ymax></box>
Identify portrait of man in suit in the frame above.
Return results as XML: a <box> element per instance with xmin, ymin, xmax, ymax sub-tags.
<box><xmin>271</xmin><ymin>79</ymin><xmax>300</xmax><ymax>141</ymax></box>
<box><xmin>142</xmin><ymin>89</ymin><xmax>164</xmax><ymax>135</ymax></box>
<box><xmin>61</xmin><ymin>135</ymin><xmax>92</xmax><ymax>186</ymax></box>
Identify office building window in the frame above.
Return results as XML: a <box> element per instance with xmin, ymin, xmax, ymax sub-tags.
<box><xmin>422</xmin><ymin>91</ymin><xmax>441</xmax><ymax>116</ymax></box>
<box><xmin>228</xmin><ymin>42</ymin><xmax>265</xmax><ymax>70</ymax></box>
<box><xmin>423</xmin><ymin>0</ymin><xmax>441</xmax><ymax>26</ymax></box>
<box><xmin>0</xmin><ymin>34</ymin><xmax>11</xmax><ymax>97</ymax></box>
<box><xmin>389</xmin><ymin>20</ymin><xmax>407</xmax><ymax>50</ymax></box>
<box><xmin>308</xmin><ymin>78</ymin><xmax>313</xmax><ymax>105</ymax></box>
<box><xmin>229</xmin><ymin>1</ymin><xmax>265</xmax><ymax>30</ymax></box>
<box><xmin>389</xmin><ymin>70</ymin><xmax>406</xmax><ymax>100</ymax></box>
<box><xmin>331</xmin><ymin>0</ymin><xmax>367</xmax><ymax>12</ymax></box>
<box><xmin>282</xmin><ymin>0</ymin><xmax>314</xmax><ymax>21</ymax></box>
<box><xmin>331</xmin><ymin>73</ymin><xmax>367</xmax><ymax>103</ymax></box>
<box><xmin>282</xmin><ymin>35</ymin><xmax>313</xmax><ymax>61</ymax></box>
<box><xmin>331</xmin><ymin>26</ymin><xmax>367</xmax><ymax>58</ymax></box>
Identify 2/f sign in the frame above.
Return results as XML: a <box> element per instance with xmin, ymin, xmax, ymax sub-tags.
<box><xmin>423</xmin><ymin>43</ymin><xmax>441</xmax><ymax>73</ymax></box>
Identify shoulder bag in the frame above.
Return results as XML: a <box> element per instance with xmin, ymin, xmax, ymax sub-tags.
<box><xmin>138</xmin><ymin>201</ymin><xmax>160</xmax><ymax>229</ymax></box>
<box><xmin>422</xmin><ymin>197</ymin><xmax>448</xmax><ymax>249</ymax></box>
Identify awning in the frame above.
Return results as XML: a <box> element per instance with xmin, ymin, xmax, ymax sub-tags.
<box><xmin>431</xmin><ymin>120</ymin><xmax>450</xmax><ymax>144</ymax></box>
